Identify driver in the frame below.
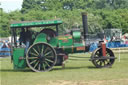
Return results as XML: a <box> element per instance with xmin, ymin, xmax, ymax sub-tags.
<box><xmin>19</xmin><ymin>28</ymin><xmax>25</xmax><ymax>45</ymax></box>
<box><xmin>24</xmin><ymin>28</ymin><xmax>32</xmax><ymax>53</ymax></box>
<box><xmin>19</xmin><ymin>28</ymin><xmax>32</xmax><ymax>53</ymax></box>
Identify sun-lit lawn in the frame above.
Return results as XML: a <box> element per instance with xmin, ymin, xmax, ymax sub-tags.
<box><xmin>0</xmin><ymin>53</ymin><xmax>128</xmax><ymax>85</ymax></box>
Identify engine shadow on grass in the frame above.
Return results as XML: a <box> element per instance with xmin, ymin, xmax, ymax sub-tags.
<box><xmin>0</xmin><ymin>66</ymin><xmax>98</xmax><ymax>72</ymax></box>
<box><xmin>53</xmin><ymin>66</ymin><xmax>97</xmax><ymax>71</ymax></box>
<box><xmin>0</xmin><ymin>69</ymin><xmax>32</xmax><ymax>72</ymax></box>
<box><xmin>87</xmin><ymin>66</ymin><xmax>99</xmax><ymax>69</ymax></box>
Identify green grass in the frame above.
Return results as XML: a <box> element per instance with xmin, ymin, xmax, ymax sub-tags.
<box><xmin>0</xmin><ymin>53</ymin><xmax>128</xmax><ymax>85</ymax></box>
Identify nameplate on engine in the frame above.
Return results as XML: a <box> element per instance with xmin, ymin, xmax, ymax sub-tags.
<box><xmin>76</xmin><ymin>47</ymin><xmax>85</xmax><ymax>51</ymax></box>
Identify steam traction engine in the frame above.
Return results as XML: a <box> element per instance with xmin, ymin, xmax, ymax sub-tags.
<box><xmin>10</xmin><ymin>13</ymin><xmax>116</xmax><ymax>72</ymax></box>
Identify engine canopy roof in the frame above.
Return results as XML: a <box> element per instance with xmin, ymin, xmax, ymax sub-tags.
<box><xmin>10</xmin><ymin>20</ymin><xmax>62</xmax><ymax>28</ymax></box>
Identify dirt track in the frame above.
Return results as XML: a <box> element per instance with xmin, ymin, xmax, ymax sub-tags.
<box><xmin>45</xmin><ymin>79</ymin><xmax>128</xmax><ymax>85</ymax></box>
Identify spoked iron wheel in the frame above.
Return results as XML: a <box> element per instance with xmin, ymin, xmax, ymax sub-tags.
<box><xmin>26</xmin><ymin>42</ymin><xmax>57</xmax><ymax>72</ymax></box>
<box><xmin>91</xmin><ymin>48</ymin><xmax>115</xmax><ymax>68</ymax></box>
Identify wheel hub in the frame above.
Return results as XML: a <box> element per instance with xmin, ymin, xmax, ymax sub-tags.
<box><xmin>39</xmin><ymin>54</ymin><xmax>45</xmax><ymax>62</ymax></box>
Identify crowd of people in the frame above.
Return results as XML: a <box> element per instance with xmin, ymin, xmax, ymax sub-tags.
<box><xmin>0</xmin><ymin>40</ymin><xmax>11</xmax><ymax>56</ymax></box>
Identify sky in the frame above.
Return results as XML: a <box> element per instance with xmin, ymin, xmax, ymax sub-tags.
<box><xmin>0</xmin><ymin>0</ymin><xmax>23</xmax><ymax>12</ymax></box>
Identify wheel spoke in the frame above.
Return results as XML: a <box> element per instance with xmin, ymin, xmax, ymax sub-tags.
<box><xmin>44</xmin><ymin>46</ymin><xmax>49</xmax><ymax>53</ymax></box>
<box><xmin>34</xmin><ymin>61</ymin><xmax>39</xmax><ymax>68</ymax></box>
<box><xmin>42</xmin><ymin>63</ymin><xmax>46</xmax><ymax>70</ymax></box>
<box><xmin>30</xmin><ymin>60</ymin><xmax>37</xmax><ymax>64</ymax></box>
<box><xmin>41</xmin><ymin>45</ymin><xmax>44</xmax><ymax>54</ymax></box>
<box><xmin>46</xmin><ymin>56</ymin><xmax>53</xmax><ymax>58</ymax></box>
<box><xmin>33</xmin><ymin>48</ymin><xmax>39</xmax><ymax>55</ymax></box>
<box><xmin>45</xmin><ymin>61</ymin><xmax>51</xmax><ymax>67</ymax></box>
<box><xmin>29</xmin><ymin>52</ymin><xmax>38</xmax><ymax>56</ymax></box>
<box><xmin>103</xmin><ymin>60</ymin><xmax>106</xmax><ymax>66</ymax></box>
<box><xmin>38</xmin><ymin>63</ymin><xmax>41</xmax><ymax>70</ymax></box>
<box><xmin>44</xmin><ymin>51</ymin><xmax>52</xmax><ymax>56</ymax></box>
<box><xmin>45</xmin><ymin>58</ymin><xmax>54</xmax><ymax>63</ymax></box>
<box><xmin>105</xmin><ymin>59</ymin><xmax>109</xmax><ymax>64</ymax></box>
<box><xmin>108</xmin><ymin>61</ymin><xmax>111</xmax><ymax>65</ymax></box>
<box><xmin>99</xmin><ymin>61</ymin><xmax>102</xmax><ymax>66</ymax></box>
<box><xmin>27</xmin><ymin>57</ymin><xmax>38</xmax><ymax>59</ymax></box>
<box><xmin>37</xmin><ymin>45</ymin><xmax>41</xmax><ymax>54</ymax></box>
<box><xmin>96</xmin><ymin>60</ymin><xmax>100</xmax><ymax>64</ymax></box>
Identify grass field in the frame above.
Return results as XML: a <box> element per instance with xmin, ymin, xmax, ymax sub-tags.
<box><xmin>0</xmin><ymin>53</ymin><xmax>128</xmax><ymax>85</ymax></box>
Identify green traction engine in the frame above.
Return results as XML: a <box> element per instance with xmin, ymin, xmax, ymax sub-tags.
<box><xmin>10</xmin><ymin>13</ymin><xmax>116</xmax><ymax>72</ymax></box>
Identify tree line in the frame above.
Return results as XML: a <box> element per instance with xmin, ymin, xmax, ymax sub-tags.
<box><xmin>0</xmin><ymin>0</ymin><xmax>128</xmax><ymax>37</ymax></box>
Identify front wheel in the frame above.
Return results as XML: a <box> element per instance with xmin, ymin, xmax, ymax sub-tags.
<box><xmin>91</xmin><ymin>48</ymin><xmax>115</xmax><ymax>68</ymax></box>
<box><xmin>26</xmin><ymin>42</ymin><xmax>57</xmax><ymax>72</ymax></box>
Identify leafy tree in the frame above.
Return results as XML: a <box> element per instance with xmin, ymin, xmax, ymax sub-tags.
<box><xmin>41</xmin><ymin>0</ymin><xmax>63</xmax><ymax>11</ymax></box>
<box><xmin>0</xmin><ymin>10</ymin><xmax>10</xmax><ymax>37</ymax></box>
<box><xmin>1</xmin><ymin>0</ymin><xmax>128</xmax><ymax>37</ymax></box>
<box><xmin>88</xmin><ymin>13</ymin><xmax>103</xmax><ymax>33</ymax></box>
<box><xmin>94</xmin><ymin>0</ymin><xmax>128</xmax><ymax>9</ymax></box>
<box><xmin>21</xmin><ymin>0</ymin><xmax>42</xmax><ymax>13</ymax></box>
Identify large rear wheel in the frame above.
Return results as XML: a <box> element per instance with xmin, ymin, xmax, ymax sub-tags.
<box><xmin>26</xmin><ymin>42</ymin><xmax>57</xmax><ymax>72</ymax></box>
